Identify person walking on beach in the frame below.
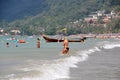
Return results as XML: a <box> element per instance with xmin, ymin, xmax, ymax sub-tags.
<box><xmin>37</xmin><ymin>38</ymin><xmax>40</xmax><ymax>48</ymax></box>
<box><xmin>62</xmin><ymin>37</ymin><xmax>69</xmax><ymax>54</ymax></box>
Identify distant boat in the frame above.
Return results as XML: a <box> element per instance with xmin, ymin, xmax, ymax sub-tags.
<box><xmin>41</xmin><ymin>34</ymin><xmax>86</xmax><ymax>42</ymax></box>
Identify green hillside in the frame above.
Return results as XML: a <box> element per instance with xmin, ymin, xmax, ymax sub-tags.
<box><xmin>0</xmin><ymin>0</ymin><xmax>120</xmax><ymax>35</ymax></box>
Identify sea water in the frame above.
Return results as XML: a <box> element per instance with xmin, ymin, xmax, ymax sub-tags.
<box><xmin>0</xmin><ymin>35</ymin><xmax>120</xmax><ymax>80</ymax></box>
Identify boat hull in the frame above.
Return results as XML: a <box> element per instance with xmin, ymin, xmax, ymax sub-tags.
<box><xmin>42</xmin><ymin>34</ymin><xmax>86</xmax><ymax>42</ymax></box>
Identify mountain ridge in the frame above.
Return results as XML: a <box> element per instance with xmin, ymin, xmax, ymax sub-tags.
<box><xmin>0</xmin><ymin>0</ymin><xmax>49</xmax><ymax>22</ymax></box>
<box><xmin>0</xmin><ymin>0</ymin><xmax>120</xmax><ymax>35</ymax></box>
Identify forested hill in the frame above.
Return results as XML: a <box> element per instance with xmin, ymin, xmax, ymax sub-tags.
<box><xmin>0</xmin><ymin>0</ymin><xmax>49</xmax><ymax>22</ymax></box>
<box><xmin>0</xmin><ymin>0</ymin><xmax>120</xmax><ymax>35</ymax></box>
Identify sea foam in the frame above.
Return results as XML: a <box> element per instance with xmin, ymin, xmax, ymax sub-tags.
<box><xmin>103</xmin><ymin>43</ymin><xmax>120</xmax><ymax>49</ymax></box>
<box><xmin>8</xmin><ymin>47</ymin><xmax>101</xmax><ymax>80</ymax></box>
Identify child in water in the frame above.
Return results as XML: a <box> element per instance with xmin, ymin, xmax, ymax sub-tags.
<box><xmin>6</xmin><ymin>42</ymin><xmax>9</xmax><ymax>47</ymax></box>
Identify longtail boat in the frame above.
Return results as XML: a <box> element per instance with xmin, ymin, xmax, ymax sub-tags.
<box><xmin>41</xmin><ymin>34</ymin><xmax>86</xmax><ymax>42</ymax></box>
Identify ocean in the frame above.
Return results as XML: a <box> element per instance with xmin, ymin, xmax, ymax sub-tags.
<box><xmin>0</xmin><ymin>35</ymin><xmax>120</xmax><ymax>80</ymax></box>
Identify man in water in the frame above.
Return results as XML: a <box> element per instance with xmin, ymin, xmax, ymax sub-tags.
<box><xmin>37</xmin><ymin>38</ymin><xmax>40</xmax><ymax>48</ymax></box>
<box><xmin>62</xmin><ymin>37</ymin><xmax>69</xmax><ymax>54</ymax></box>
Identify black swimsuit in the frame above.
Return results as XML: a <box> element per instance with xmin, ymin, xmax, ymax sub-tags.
<box><xmin>66</xmin><ymin>47</ymin><xmax>69</xmax><ymax>50</ymax></box>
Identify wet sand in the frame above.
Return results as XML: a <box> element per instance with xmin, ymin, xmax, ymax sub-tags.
<box><xmin>69</xmin><ymin>48</ymin><xmax>120</xmax><ymax>80</ymax></box>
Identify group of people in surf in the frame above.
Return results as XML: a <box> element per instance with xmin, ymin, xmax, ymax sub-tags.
<box><xmin>6</xmin><ymin>36</ymin><xmax>69</xmax><ymax>54</ymax></box>
<box><xmin>37</xmin><ymin>37</ymin><xmax>69</xmax><ymax>54</ymax></box>
<box><xmin>6</xmin><ymin>38</ymin><xmax>19</xmax><ymax>48</ymax></box>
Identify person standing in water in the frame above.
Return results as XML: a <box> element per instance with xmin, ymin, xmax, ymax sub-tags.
<box><xmin>6</xmin><ymin>42</ymin><xmax>9</xmax><ymax>47</ymax></box>
<box><xmin>37</xmin><ymin>38</ymin><xmax>40</xmax><ymax>48</ymax></box>
<box><xmin>62</xmin><ymin>37</ymin><xmax>69</xmax><ymax>54</ymax></box>
<box><xmin>14</xmin><ymin>38</ymin><xmax>18</xmax><ymax>47</ymax></box>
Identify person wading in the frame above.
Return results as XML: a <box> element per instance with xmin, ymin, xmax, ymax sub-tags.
<box><xmin>62</xmin><ymin>37</ymin><xmax>69</xmax><ymax>54</ymax></box>
<box><xmin>37</xmin><ymin>38</ymin><xmax>40</xmax><ymax>48</ymax></box>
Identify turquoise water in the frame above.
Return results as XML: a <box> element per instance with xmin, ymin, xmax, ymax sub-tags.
<box><xmin>0</xmin><ymin>35</ymin><xmax>120</xmax><ymax>80</ymax></box>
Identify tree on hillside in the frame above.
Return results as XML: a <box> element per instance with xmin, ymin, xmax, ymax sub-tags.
<box><xmin>107</xmin><ymin>18</ymin><xmax>120</xmax><ymax>33</ymax></box>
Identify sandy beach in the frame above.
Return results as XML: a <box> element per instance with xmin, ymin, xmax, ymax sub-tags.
<box><xmin>69</xmin><ymin>48</ymin><xmax>120</xmax><ymax>80</ymax></box>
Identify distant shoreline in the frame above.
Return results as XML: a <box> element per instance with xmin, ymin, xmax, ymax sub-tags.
<box><xmin>1</xmin><ymin>33</ymin><xmax>120</xmax><ymax>39</ymax></box>
<box><xmin>68</xmin><ymin>33</ymin><xmax>120</xmax><ymax>39</ymax></box>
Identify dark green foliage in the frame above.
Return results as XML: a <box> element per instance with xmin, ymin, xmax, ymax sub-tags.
<box><xmin>0</xmin><ymin>0</ymin><xmax>49</xmax><ymax>22</ymax></box>
<box><xmin>106</xmin><ymin>18</ymin><xmax>120</xmax><ymax>33</ymax></box>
